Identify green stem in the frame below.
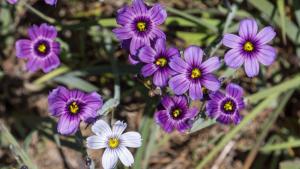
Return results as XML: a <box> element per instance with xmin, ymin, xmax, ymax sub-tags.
<box><xmin>246</xmin><ymin>74</ymin><xmax>300</xmax><ymax>103</ymax></box>
<box><xmin>23</xmin><ymin>4</ymin><xmax>56</xmax><ymax>24</ymax></box>
<box><xmin>32</xmin><ymin>66</ymin><xmax>70</xmax><ymax>85</ymax></box>
<box><xmin>260</xmin><ymin>140</ymin><xmax>300</xmax><ymax>152</ymax></box>
<box><xmin>210</xmin><ymin>5</ymin><xmax>237</xmax><ymax>56</ymax></box>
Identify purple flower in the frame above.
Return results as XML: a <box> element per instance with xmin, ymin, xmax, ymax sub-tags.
<box><xmin>223</xmin><ymin>18</ymin><xmax>276</xmax><ymax>77</ymax></box>
<box><xmin>7</xmin><ymin>0</ymin><xmax>18</xmax><ymax>4</ymax></box>
<box><xmin>7</xmin><ymin>0</ymin><xmax>57</xmax><ymax>5</ymax></box>
<box><xmin>48</xmin><ymin>86</ymin><xmax>103</xmax><ymax>135</ymax></box>
<box><xmin>15</xmin><ymin>24</ymin><xmax>61</xmax><ymax>73</ymax></box>
<box><xmin>113</xmin><ymin>0</ymin><xmax>167</xmax><ymax>62</ymax></box>
<box><xmin>155</xmin><ymin>95</ymin><xmax>198</xmax><ymax>133</ymax></box>
<box><xmin>138</xmin><ymin>38</ymin><xmax>180</xmax><ymax>87</ymax></box>
<box><xmin>206</xmin><ymin>83</ymin><xmax>245</xmax><ymax>125</ymax></box>
<box><xmin>169</xmin><ymin>46</ymin><xmax>221</xmax><ymax>100</ymax></box>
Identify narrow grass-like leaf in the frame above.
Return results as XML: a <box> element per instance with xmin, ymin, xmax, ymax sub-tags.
<box><xmin>134</xmin><ymin>101</ymin><xmax>157</xmax><ymax>169</ymax></box>
<box><xmin>280</xmin><ymin>160</ymin><xmax>300</xmax><ymax>169</ymax></box>
<box><xmin>33</xmin><ymin>66</ymin><xmax>70</xmax><ymax>85</ymax></box>
<box><xmin>261</xmin><ymin>139</ymin><xmax>300</xmax><ymax>152</ymax></box>
<box><xmin>0</xmin><ymin>123</ymin><xmax>38</xmax><ymax>169</ymax></box>
<box><xmin>277</xmin><ymin>0</ymin><xmax>287</xmax><ymax>44</ymax></box>
<box><xmin>97</xmin><ymin>98</ymin><xmax>120</xmax><ymax>116</ymax></box>
<box><xmin>248</xmin><ymin>0</ymin><xmax>300</xmax><ymax>44</ymax></box>
<box><xmin>134</xmin><ymin>115</ymin><xmax>153</xmax><ymax>169</ymax></box>
<box><xmin>23</xmin><ymin>131</ymin><xmax>36</xmax><ymax>153</ymax></box>
<box><xmin>54</xmin><ymin>75</ymin><xmax>99</xmax><ymax>92</ymax></box>
<box><xmin>246</xmin><ymin>74</ymin><xmax>300</xmax><ymax>103</ymax></box>
<box><xmin>293</xmin><ymin>0</ymin><xmax>300</xmax><ymax>26</ymax></box>
<box><xmin>143</xmin><ymin>125</ymin><xmax>159</xmax><ymax>169</ymax></box>
<box><xmin>243</xmin><ymin>90</ymin><xmax>293</xmax><ymax>169</ymax></box>
<box><xmin>190</xmin><ymin>118</ymin><xmax>216</xmax><ymax>134</ymax></box>
<box><xmin>195</xmin><ymin>94</ymin><xmax>278</xmax><ymax>169</ymax></box>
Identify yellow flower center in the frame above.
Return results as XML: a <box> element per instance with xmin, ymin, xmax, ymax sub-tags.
<box><xmin>69</xmin><ymin>102</ymin><xmax>79</xmax><ymax>114</ymax></box>
<box><xmin>172</xmin><ymin>109</ymin><xmax>181</xmax><ymax>118</ymax></box>
<box><xmin>191</xmin><ymin>68</ymin><xmax>202</xmax><ymax>79</ymax></box>
<box><xmin>108</xmin><ymin>138</ymin><xmax>119</xmax><ymax>149</ymax></box>
<box><xmin>38</xmin><ymin>43</ymin><xmax>47</xmax><ymax>53</ymax></box>
<box><xmin>243</xmin><ymin>41</ymin><xmax>254</xmax><ymax>52</ymax></box>
<box><xmin>223</xmin><ymin>101</ymin><xmax>234</xmax><ymax>111</ymax></box>
<box><xmin>137</xmin><ymin>21</ymin><xmax>146</xmax><ymax>32</ymax></box>
<box><xmin>155</xmin><ymin>58</ymin><xmax>167</xmax><ymax>67</ymax></box>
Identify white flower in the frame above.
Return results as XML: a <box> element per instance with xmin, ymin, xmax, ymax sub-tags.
<box><xmin>86</xmin><ymin>120</ymin><xmax>142</xmax><ymax>169</ymax></box>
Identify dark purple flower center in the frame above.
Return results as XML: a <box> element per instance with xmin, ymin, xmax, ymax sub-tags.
<box><xmin>221</xmin><ymin>99</ymin><xmax>236</xmax><ymax>114</ymax></box>
<box><xmin>155</xmin><ymin>57</ymin><xmax>167</xmax><ymax>67</ymax></box>
<box><xmin>170</xmin><ymin>108</ymin><xmax>183</xmax><ymax>119</ymax></box>
<box><xmin>68</xmin><ymin>101</ymin><xmax>81</xmax><ymax>114</ymax></box>
<box><xmin>243</xmin><ymin>41</ymin><xmax>255</xmax><ymax>52</ymax></box>
<box><xmin>34</xmin><ymin>40</ymin><xmax>50</xmax><ymax>57</ymax></box>
<box><xmin>190</xmin><ymin>68</ymin><xmax>202</xmax><ymax>79</ymax></box>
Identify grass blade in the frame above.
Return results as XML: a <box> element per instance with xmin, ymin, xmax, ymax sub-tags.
<box><xmin>195</xmin><ymin>93</ymin><xmax>279</xmax><ymax>169</ymax></box>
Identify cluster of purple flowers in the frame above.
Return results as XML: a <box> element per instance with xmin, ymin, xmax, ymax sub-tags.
<box><xmin>13</xmin><ymin>1</ymin><xmax>143</xmax><ymax>168</ymax></box>
<box><xmin>12</xmin><ymin>0</ymin><xmax>277</xmax><ymax>167</ymax></box>
<box><xmin>113</xmin><ymin>0</ymin><xmax>276</xmax><ymax>133</ymax></box>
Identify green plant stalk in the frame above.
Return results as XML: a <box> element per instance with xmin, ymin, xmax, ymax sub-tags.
<box><xmin>0</xmin><ymin>123</ymin><xmax>38</xmax><ymax>169</ymax></box>
<box><xmin>23</xmin><ymin>4</ymin><xmax>56</xmax><ymax>24</ymax></box>
<box><xmin>134</xmin><ymin>115</ymin><xmax>153</xmax><ymax>169</ymax></box>
<box><xmin>276</xmin><ymin>0</ymin><xmax>287</xmax><ymax>44</ymax></box>
<box><xmin>243</xmin><ymin>90</ymin><xmax>293</xmax><ymax>169</ymax></box>
<box><xmin>33</xmin><ymin>66</ymin><xmax>70</xmax><ymax>85</ymax></box>
<box><xmin>246</xmin><ymin>74</ymin><xmax>300</xmax><ymax>103</ymax></box>
<box><xmin>195</xmin><ymin>93</ymin><xmax>278</xmax><ymax>169</ymax></box>
<box><xmin>260</xmin><ymin>140</ymin><xmax>300</xmax><ymax>152</ymax></box>
<box><xmin>143</xmin><ymin>125</ymin><xmax>159</xmax><ymax>169</ymax></box>
<box><xmin>210</xmin><ymin>4</ymin><xmax>237</xmax><ymax>56</ymax></box>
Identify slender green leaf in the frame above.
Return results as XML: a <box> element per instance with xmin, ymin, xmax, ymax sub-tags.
<box><xmin>248</xmin><ymin>0</ymin><xmax>300</xmax><ymax>44</ymax></box>
<box><xmin>190</xmin><ymin>118</ymin><xmax>216</xmax><ymax>134</ymax></box>
<box><xmin>195</xmin><ymin>94</ymin><xmax>278</xmax><ymax>169</ymax></box>
<box><xmin>280</xmin><ymin>160</ymin><xmax>300</xmax><ymax>169</ymax></box>
<box><xmin>54</xmin><ymin>75</ymin><xmax>99</xmax><ymax>92</ymax></box>
<box><xmin>0</xmin><ymin>123</ymin><xmax>38</xmax><ymax>169</ymax></box>
<box><xmin>277</xmin><ymin>0</ymin><xmax>287</xmax><ymax>44</ymax></box>
<box><xmin>261</xmin><ymin>139</ymin><xmax>300</xmax><ymax>152</ymax></box>
<box><xmin>246</xmin><ymin>74</ymin><xmax>300</xmax><ymax>103</ymax></box>
<box><xmin>33</xmin><ymin>66</ymin><xmax>70</xmax><ymax>85</ymax></box>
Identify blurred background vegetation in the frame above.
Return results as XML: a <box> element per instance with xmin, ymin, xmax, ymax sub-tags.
<box><xmin>1</xmin><ymin>0</ymin><xmax>300</xmax><ymax>169</ymax></box>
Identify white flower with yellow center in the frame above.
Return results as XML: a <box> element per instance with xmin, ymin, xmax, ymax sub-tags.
<box><xmin>86</xmin><ymin>120</ymin><xmax>142</xmax><ymax>169</ymax></box>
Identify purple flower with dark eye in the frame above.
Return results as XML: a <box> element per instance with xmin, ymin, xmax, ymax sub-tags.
<box><xmin>155</xmin><ymin>95</ymin><xmax>198</xmax><ymax>133</ymax></box>
<box><xmin>168</xmin><ymin>46</ymin><xmax>221</xmax><ymax>100</ymax></box>
<box><xmin>138</xmin><ymin>38</ymin><xmax>180</xmax><ymax>87</ymax></box>
<box><xmin>206</xmin><ymin>83</ymin><xmax>245</xmax><ymax>125</ymax></box>
<box><xmin>222</xmin><ymin>18</ymin><xmax>276</xmax><ymax>77</ymax></box>
<box><xmin>7</xmin><ymin>0</ymin><xmax>57</xmax><ymax>5</ymax></box>
<box><xmin>113</xmin><ymin>0</ymin><xmax>167</xmax><ymax>63</ymax></box>
<box><xmin>48</xmin><ymin>86</ymin><xmax>103</xmax><ymax>135</ymax></box>
<box><xmin>15</xmin><ymin>23</ymin><xmax>61</xmax><ymax>73</ymax></box>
